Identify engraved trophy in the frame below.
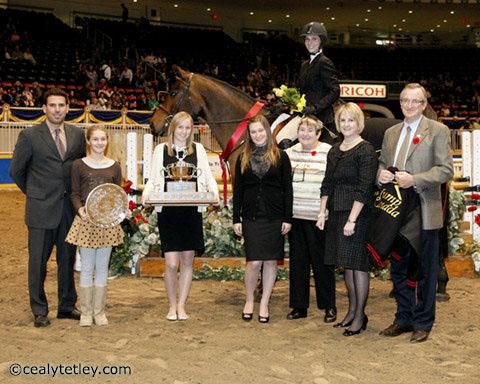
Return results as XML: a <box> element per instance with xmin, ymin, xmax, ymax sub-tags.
<box><xmin>146</xmin><ymin>147</ymin><xmax>216</xmax><ymax>207</ymax></box>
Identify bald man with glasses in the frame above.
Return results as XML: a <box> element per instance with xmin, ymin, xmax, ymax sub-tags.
<box><xmin>376</xmin><ymin>83</ymin><xmax>453</xmax><ymax>343</ymax></box>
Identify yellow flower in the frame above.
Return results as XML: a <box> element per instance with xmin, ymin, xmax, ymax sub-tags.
<box><xmin>273</xmin><ymin>88</ymin><xmax>285</xmax><ymax>98</ymax></box>
<box><xmin>291</xmin><ymin>94</ymin><xmax>307</xmax><ymax>114</ymax></box>
<box><xmin>280</xmin><ymin>84</ymin><xmax>288</xmax><ymax>91</ymax></box>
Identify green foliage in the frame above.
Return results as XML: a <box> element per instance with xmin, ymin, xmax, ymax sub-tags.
<box><xmin>203</xmin><ymin>198</ymin><xmax>245</xmax><ymax>258</ymax></box>
<box><xmin>447</xmin><ymin>185</ymin><xmax>480</xmax><ymax>259</ymax></box>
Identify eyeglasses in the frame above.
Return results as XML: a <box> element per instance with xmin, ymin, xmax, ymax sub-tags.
<box><xmin>400</xmin><ymin>98</ymin><xmax>425</xmax><ymax>105</ymax></box>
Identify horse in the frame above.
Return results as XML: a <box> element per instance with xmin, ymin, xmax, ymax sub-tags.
<box><xmin>151</xmin><ymin>67</ymin><xmax>267</xmax><ymax>160</ymax></box>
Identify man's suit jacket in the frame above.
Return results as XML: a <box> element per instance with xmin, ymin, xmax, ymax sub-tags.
<box><xmin>9</xmin><ymin>121</ymin><xmax>86</xmax><ymax>229</ymax></box>
<box><xmin>377</xmin><ymin>116</ymin><xmax>454</xmax><ymax>230</ymax></box>
<box><xmin>297</xmin><ymin>53</ymin><xmax>340</xmax><ymax>127</ymax></box>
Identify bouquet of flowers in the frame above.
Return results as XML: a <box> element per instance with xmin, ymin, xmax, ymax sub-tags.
<box><xmin>273</xmin><ymin>84</ymin><xmax>307</xmax><ymax>114</ymax></box>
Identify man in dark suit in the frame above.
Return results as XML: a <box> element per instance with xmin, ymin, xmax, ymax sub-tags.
<box><xmin>10</xmin><ymin>88</ymin><xmax>86</xmax><ymax>327</ymax></box>
<box><xmin>377</xmin><ymin>83</ymin><xmax>454</xmax><ymax>343</ymax></box>
<box><xmin>296</xmin><ymin>21</ymin><xmax>340</xmax><ymax>146</ymax></box>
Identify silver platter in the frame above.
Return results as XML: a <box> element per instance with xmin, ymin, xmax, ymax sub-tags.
<box><xmin>85</xmin><ymin>183</ymin><xmax>128</xmax><ymax>228</ymax></box>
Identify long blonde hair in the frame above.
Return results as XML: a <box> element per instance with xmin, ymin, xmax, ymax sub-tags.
<box><xmin>167</xmin><ymin>111</ymin><xmax>195</xmax><ymax>157</ymax></box>
<box><xmin>240</xmin><ymin>115</ymin><xmax>280</xmax><ymax>173</ymax></box>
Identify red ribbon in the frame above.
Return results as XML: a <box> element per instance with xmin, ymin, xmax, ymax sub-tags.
<box><xmin>219</xmin><ymin>101</ymin><xmax>265</xmax><ymax>206</ymax></box>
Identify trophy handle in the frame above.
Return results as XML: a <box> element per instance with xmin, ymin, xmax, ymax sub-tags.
<box><xmin>161</xmin><ymin>168</ymin><xmax>171</xmax><ymax>178</ymax></box>
<box><xmin>193</xmin><ymin>168</ymin><xmax>202</xmax><ymax>178</ymax></box>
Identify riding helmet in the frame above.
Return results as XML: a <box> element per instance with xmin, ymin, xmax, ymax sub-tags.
<box><xmin>300</xmin><ymin>21</ymin><xmax>328</xmax><ymax>41</ymax></box>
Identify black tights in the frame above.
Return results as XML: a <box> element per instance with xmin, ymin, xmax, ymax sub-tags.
<box><xmin>342</xmin><ymin>269</ymin><xmax>369</xmax><ymax>331</ymax></box>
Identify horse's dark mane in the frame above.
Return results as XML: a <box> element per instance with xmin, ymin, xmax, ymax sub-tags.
<box><xmin>194</xmin><ymin>73</ymin><xmax>257</xmax><ymax>104</ymax></box>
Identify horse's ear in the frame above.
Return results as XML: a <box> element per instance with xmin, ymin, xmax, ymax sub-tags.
<box><xmin>172</xmin><ymin>65</ymin><xmax>188</xmax><ymax>80</ymax></box>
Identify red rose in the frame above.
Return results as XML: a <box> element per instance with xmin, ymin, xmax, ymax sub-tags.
<box><xmin>412</xmin><ymin>137</ymin><xmax>420</xmax><ymax>144</ymax></box>
<box><xmin>467</xmin><ymin>206</ymin><xmax>477</xmax><ymax>212</ymax></box>
<box><xmin>475</xmin><ymin>213</ymin><xmax>480</xmax><ymax>227</ymax></box>
<box><xmin>129</xmin><ymin>200</ymin><xmax>137</xmax><ymax>210</ymax></box>
<box><xmin>123</xmin><ymin>180</ymin><xmax>133</xmax><ymax>194</ymax></box>
<box><xmin>311</xmin><ymin>151</ymin><xmax>317</xmax><ymax>156</ymax></box>
<box><xmin>471</xmin><ymin>193</ymin><xmax>480</xmax><ymax>200</ymax></box>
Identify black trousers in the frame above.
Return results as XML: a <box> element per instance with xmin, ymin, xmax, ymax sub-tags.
<box><xmin>391</xmin><ymin>229</ymin><xmax>439</xmax><ymax>332</ymax></box>
<box><xmin>288</xmin><ymin>218</ymin><xmax>336</xmax><ymax>310</ymax></box>
<box><xmin>28</xmin><ymin>204</ymin><xmax>77</xmax><ymax>316</ymax></box>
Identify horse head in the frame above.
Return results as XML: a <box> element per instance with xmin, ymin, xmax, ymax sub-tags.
<box><xmin>149</xmin><ymin>66</ymin><xmax>205</xmax><ymax>136</ymax></box>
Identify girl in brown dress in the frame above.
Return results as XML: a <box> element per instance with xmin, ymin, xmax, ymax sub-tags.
<box><xmin>66</xmin><ymin>126</ymin><xmax>131</xmax><ymax>327</ymax></box>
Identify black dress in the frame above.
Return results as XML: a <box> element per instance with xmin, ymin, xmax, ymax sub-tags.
<box><xmin>157</xmin><ymin>145</ymin><xmax>204</xmax><ymax>253</ymax></box>
<box><xmin>233</xmin><ymin>151</ymin><xmax>293</xmax><ymax>261</ymax></box>
<box><xmin>321</xmin><ymin>141</ymin><xmax>378</xmax><ymax>271</ymax></box>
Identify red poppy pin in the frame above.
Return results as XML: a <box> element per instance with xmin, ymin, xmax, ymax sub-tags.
<box><xmin>471</xmin><ymin>193</ymin><xmax>480</xmax><ymax>200</ymax></box>
<box><xmin>311</xmin><ymin>151</ymin><xmax>317</xmax><ymax>156</ymax></box>
<box><xmin>412</xmin><ymin>137</ymin><xmax>420</xmax><ymax>145</ymax></box>
<box><xmin>475</xmin><ymin>213</ymin><xmax>480</xmax><ymax>228</ymax></box>
<box><xmin>467</xmin><ymin>206</ymin><xmax>477</xmax><ymax>212</ymax></box>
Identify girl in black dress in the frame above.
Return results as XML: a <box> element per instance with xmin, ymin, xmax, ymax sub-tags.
<box><xmin>233</xmin><ymin>115</ymin><xmax>293</xmax><ymax>323</ymax></box>
<box><xmin>142</xmin><ymin>112</ymin><xmax>219</xmax><ymax>321</ymax></box>
<box><xmin>316</xmin><ymin>103</ymin><xmax>378</xmax><ymax>336</ymax></box>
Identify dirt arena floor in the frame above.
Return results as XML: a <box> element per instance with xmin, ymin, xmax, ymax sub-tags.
<box><xmin>1</xmin><ymin>190</ymin><xmax>479</xmax><ymax>384</ymax></box>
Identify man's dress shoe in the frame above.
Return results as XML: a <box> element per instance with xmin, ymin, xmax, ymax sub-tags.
<box><xmin>410</xmin><ymin>330</ymin><xmax>429</xmax><ymax>343</ymax></box>
<box><xmin>57</xmin><ymin>308</ymin><xmax>81</xmax><ymax>320</ymax></box>
<box><xmin>286</xmin><ymin>308</ymin><xmax>307</xmax><ymax>320</ymax></box>
<box><xmin>379</xmin><ymin>323</ymin><xmax>411</xmax><ymax>337</ymax></box>
<box><xmin>324</xmin><ymin>308</ymin><xmax>337</xmax><ymax>323</ymax></box>
<box><xmin>34</xmin><ymin>315</ymin><xmax>51</xmax><ymax>328</ymax></box>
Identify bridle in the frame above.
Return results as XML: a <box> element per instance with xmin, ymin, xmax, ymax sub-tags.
<box><xmin>152</xmin><ymin>72</ymin><xmax>259</xmax><ymax>137</ymax></box>
<box><xmin>154</xmin><ymin>73</ymin><xmax>195</xmax><ymax>136</ymax></box>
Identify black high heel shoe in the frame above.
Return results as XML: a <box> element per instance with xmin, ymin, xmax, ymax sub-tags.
<box><xmin>333</xmin><ymin>319</ymin><xmax>353</xmax><ymax>328</ymax></box>
<box><xmin>258</xmin><ymin>315</ymin><xmax>270</xmax><ymax>323</ymax></box>
<box><xmin>343</xmin><ymin>316</ymin><xmax>368</xmax><ymax>337</ymax></box>
<box><xmin>242</xmin><ymin>313</ymin><xmax>253</xmax><ymax>322</ymax></box>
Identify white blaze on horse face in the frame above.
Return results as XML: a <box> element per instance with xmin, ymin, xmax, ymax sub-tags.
<box><xmin>298</xmin><ymin>123</ymin><xmax>320</xmax><ymax>150</ymax></box>
<box><xmin>339</xmin><ymin>112</ymin><xmax>360</xmax><ymax>141</ymax></box>
<box><xmin>305</xmin><ymin>35</ymin><xmax>321</xmax><ymax>54</ymax></box>
<box><xmin>249</xmin><ymin>122</ymin><xmax>268</xmax><ymax>147</ymax></box>
<box><xmin>173</xmin><ymin>118</ymin><xmax>192</xmax><ymax>147</ymax></box>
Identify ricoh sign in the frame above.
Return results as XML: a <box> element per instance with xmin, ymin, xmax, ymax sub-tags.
<box><xmin>340</xmin><ymin>84</ymin><xmax>387</xmax><ymax>99</ymax></box>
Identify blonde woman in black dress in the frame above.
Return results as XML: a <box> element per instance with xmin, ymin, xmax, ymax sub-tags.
<box><xmin>233</xmin><ymin>115</ymin><xmax>293</xmax><ymax>323</ymax></box>
<box><xmin>316</xmin><ymin>103</ymin><xmax>378</xmax><ymax>336</ymax></box>
<box><xmin>142</xmin><ymin>112</ymin><xmax>219</xmax><ymax>321</ymax></box>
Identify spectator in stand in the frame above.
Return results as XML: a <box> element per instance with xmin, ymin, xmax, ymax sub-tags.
<box><xmin>23</xmin><ymin>47</ymin><xmax>36</xmax><ymax>65</ymax></box>
<box><xmin>137</xmin><ymin>93</ymin><xmax>148</xmax><ymax>110</ymax></box>
<box><xmin>143</xmin><ymin>50</ymin><xmax>158</xmax><ymax>66</ymax></box>
<box><xmin>111</xmin><ymin>94</ymin><xmax>123</xmax><ymax>109</ymax></box>
<box><xmin>89</xmin><ymin>96</ymin><xmax>104</xmax><ymax>110</ymax></box>
<box><xmin>85</xmin><ymin>65</ymin><xmax>99</xmax><ymax>88</ymax></box>
<box><xmin>98</xmin><ymin>83</ymin><xmax>112</xmax><ymax>99</ymax></box>
<box><xmin>12</xmin><ymin>45</ymin><xmax>24</xmax><ymax>60</ymax></box>
<box><xmin>10</xmin><ymin>29</ymin><xmax>20</xmax><ymax>44</ymax></box>
<box><xmin>120</xmin><ymin>64</ymin><xmax>133</xmax><ymax>86</ymax></box>
<box><xmin>22</xmin><ymin>86</ymin><xmax>33</xmax><ymax>104</ymax></box>
<box><xmin>32</xmin><ymin>82</ymin><xmax>43</xmax><ymax>107</ymax></box>
<box><xmin>7</xmin><ymin>87</ymin><xmax>21</xmax><ymax>106</ymax></box>
<box><xmin>101</xmin><ymin>63</ymin><xmax>111</xmax><ymax>82</ymax></box>
<box><xmin>125</xmin><ymin>43</ymin><xmax>138</xmax><ymax>70</ymax></box>
<box><xmin>4</xmin><ymin>46</ymin><xmax>11</xmax><ymax>60</ymax></box>
<box><xmin>121</xmin><ymin>3</ymin><xmax>129</xmax><ymax>23</ymax></box>
<box><xmin>98</xmin><ymin>94</ymin><xmax>108</xmax><ymax>109</ymax></box>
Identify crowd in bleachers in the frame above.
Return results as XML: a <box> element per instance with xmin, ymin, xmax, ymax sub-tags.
<box><xmin>1</xmin><ymin>8</ymin><xmax>480</xmax><ymax>127</ymax></box>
